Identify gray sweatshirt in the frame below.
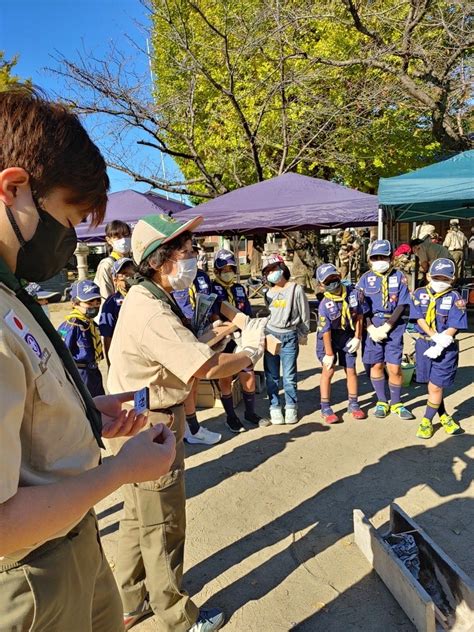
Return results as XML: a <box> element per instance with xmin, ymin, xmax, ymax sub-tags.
<box><xmin>266</xmin><ymin>282</ymin><xmax>310</xmax><ymax>335</ymax></box>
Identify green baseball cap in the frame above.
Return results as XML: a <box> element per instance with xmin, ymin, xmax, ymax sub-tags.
<box><xmin>132</xmin><ymin>213</ymin><xmax>203</xmax><ymax>264</ymax></box>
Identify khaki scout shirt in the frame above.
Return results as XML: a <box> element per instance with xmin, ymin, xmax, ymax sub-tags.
<box><xmin>94</xmin><ymin>256</ymin><xmax>115</xmax><ymax>301</ymax></box>
<box><xmin>0</xmin><ymin>284</ymin><xmax>100</xmax><ymax>563</ymax></box>
<box><xmin>107</xmin><ymin>283</ymin><xmax>215</xmax><ymax>409</ymax></box>
<box><xmin>417</xmin><ymin>239</ymin><xmax>452</xmax><ymax>266</ymax></box>
<box><xmin>443</xmin><ymin>229</ymin><xmax>467</xmax><ymax>252</ymax></box>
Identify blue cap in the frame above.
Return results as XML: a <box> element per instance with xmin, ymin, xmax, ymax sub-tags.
<box><xmin>71</xmin><ymin>280</ymin><xmax>101</xmax><ymax>302</ymax></box>
<box><xmin>429</xmin><ymin>258</ymin><xmax>456</xmax><ymax>279</ymax></box>
<box><xmin>315</xmin><ymin>263</ymin><xmax>339</xmax><ymax>283</ymax></box>
<box><xmin>111</xmin><ymin>257</ymin><xmax>134</xmax><ymax>277</ymax></box>
<box><xmin>368</xmin><ymin>239</ymin><xmax>392</xmax><ymax>258</ymax></box>
<box><xmin>214</xmin><ymin>248</ymin><xmax>236</xmax><ymax>269</ymax></box>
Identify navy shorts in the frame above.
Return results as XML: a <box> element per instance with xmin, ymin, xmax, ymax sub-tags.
<box><xmin>79</xmin><ymin>367</ymin><xmax>105</xmax><ymax>398</ymax></box>
<box><xmin>362</xmin><ymin>321</ymin><xmax>405</xmax><ymax>366</ymax></box>
<box><xmin>415</xmin><ymin>338</ymin><xmax>459</xmax><ymax>388</ymax></box>
<box><xmin>316</xmin><ymin>330</ymin><xmax>356</xmax><ymax>369</ymax></box>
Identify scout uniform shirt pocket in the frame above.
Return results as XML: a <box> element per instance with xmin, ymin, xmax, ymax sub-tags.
<box><xmin>363</xmin><ymin>275</ymin><xmax>379</xmax><ymax>295</ymax></box>
<box><xmin>30</xmin><ymin>365</ymin><xmax>91</xmax><ymax>470</ymax></box>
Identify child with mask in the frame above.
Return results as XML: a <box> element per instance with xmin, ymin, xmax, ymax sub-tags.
<box><xmin>99</xmin><ymin>257</ymin><xmax>136</xmax><ymax>365</ymax></box>
<box><xmin>315</xmin><ymin>263</ymin><xmax>366</xmax><ymax>423</ymax></box>
<box><xmin>262</xmin><ymin>254</ymin><xmax>310</xmax><ymax>424</ymax></box>
<box><xmin>212</xmin><ymin>248</ymin><xmax>270</xmax><ymax>432</ymax></box>
<box><xmin>94</xmin><ymin>219</ymin><xmax>132</xmax><ymax>301</ymax></box>
<box><xmin>58</xmin><ymin>280</ymin><xmax>105</xmax><ymax>397</ymax></box>
<box><xmin>356</xmin><ymin>239</ymin><xmax>415</xmax><ymax>420</ymax></box>
<box><xmin>410</xmin><ymin>258</ymin><xmax>467</xmax><ymax>439</ymax></box>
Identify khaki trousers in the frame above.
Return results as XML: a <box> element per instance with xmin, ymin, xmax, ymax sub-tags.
<box><xmin>116</xmin><ymin>405</ymin><xmax>199</xmax><ymax>632</ymax></box>
<box><xmin>451</xmin><ymin>250</ymin><xmax>463</xmax><ymax>278</ymax></box>
<box><xmin>0</xmin><ymin>511</ymin><xmax>123</xmax><ymax>632</ymax></box>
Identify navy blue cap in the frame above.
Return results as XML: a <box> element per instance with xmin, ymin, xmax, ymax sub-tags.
<box><xmin>25</xmin><ymin>282</ymin><xmax>60</xmax><ymax>300</ymax></box>
<box><xmin>429</xmin><ymin>258</ymin><xmax>456</xmax><ymax>279</ymax></box>
<box><xmin>368</xmin><ymin>239</ymin><xmax>392</xmax><ymax>258</ymax></box>
<box><xmin>71</xmin><ymin>280</ymin><xmax>101</xmax><ymax>302</ymax></box>
<box><xmin>111</xmin><ymin>257</ymin><xmax>134</xmax><ymax>277</ymax></box>
<box><xmin>214</xmin><ymin>248</ymin><xmax>237</xmax><ymax>269</ymax></box>
<box><xmin>315</xmin><ymin>263</ymin><xmax>339</xmax><ymax>283</ymax></box>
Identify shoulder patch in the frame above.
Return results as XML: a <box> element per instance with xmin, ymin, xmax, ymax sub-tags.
<box><xmin>455</xmin><ymin>299</ymin><xmax>466</xmax><ymax>310</ymax></box>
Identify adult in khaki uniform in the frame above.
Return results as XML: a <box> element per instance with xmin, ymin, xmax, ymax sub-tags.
<box><xmin>0</xmin><ymin>86</ymin><xmax>176</xmax><ymax>632</ymax></box>
<box><xmin>443</xmin><ymin>219</ymin><xmax>467</xmax><ymax>278</ymax></box>
<box><xmin>107</xmin><ymin>213</ymin><xmax>267</xmax><ymax>632</ymax></box>
<box><xmin>410</xmin><ymin>236</ymin><xmax>453</xmax><ymax>277</ymax></box>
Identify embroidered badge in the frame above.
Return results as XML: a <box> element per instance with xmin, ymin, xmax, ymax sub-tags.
<box><xmin>455</xmin><ymin>299</ymin><xmax>466</xmax><ymax>309</ymax></box>
<box><xmin>4</xmin><ymin>309</ymin><xmax>29</xmax><ymax>339</ymax></box>
<box><xmin>24</xmin><ymin>332</ymin><xmax>42</xmax><ymax>358</ymax></box>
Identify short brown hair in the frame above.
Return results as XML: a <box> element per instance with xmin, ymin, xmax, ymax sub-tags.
<box><xmin>105</xmin><ymin>220</ymin><xmax>131</xmax><ymax>239</ymax></box>
<box><xmin>0</xmin><ymin>85</ymin><xmax>109</xmax><ymax>225</ymax></box>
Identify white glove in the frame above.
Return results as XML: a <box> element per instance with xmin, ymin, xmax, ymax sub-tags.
<box><xmin>346</xmin><ymin>337</ymin><xmax>361</xmax><ymax>354</ymax></box>
<box><xmin>322</xmin><ymin>354</ymin><xmax>335</xmax><ymax>370</ymax></box>
<box><xmin>424</xmin><ymin>343</ymin><xmax>443</xmax><ymax>359</ymax></box>
<box><xmin>238</xmin><ymin>317</ymin><xmax>268</xmax><ymax>365</ymax></box>
<box><xmin>431</xmin><ymin>332</ymin><xmax>453</xmax><ymax>349</ymax></box>
<box><xmin>298</xmin><ymin>335</ymin><xmax>308</xmax><ymax>346</ymax></box>
<box><xmin>368</xmin><ymin>323</ymin><xmax>391</xmax><ymax>343</ymax></box>
<box><xmin>367</xmin><ymin>324</ymin><xmax>379</xmax><ymax>342</ymax></box>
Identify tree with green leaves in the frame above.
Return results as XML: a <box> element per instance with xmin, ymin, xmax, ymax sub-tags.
<box><xmin>56</xmin><ymin>0</ymin><xmax>472</xmax><ymax>199</ymax></box>
<box><xmin>0</xmin><ymin>52</ymin><xmax>21</xmax><ymax>90</ymax></box>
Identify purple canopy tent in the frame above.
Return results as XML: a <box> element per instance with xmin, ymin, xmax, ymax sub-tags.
<box><xmin>177</xmin><ymin>172</ymin><xmax>378</xmax><ymax>234</ymax></box>
<box><xmin>76</xmin><ymin>189</ymin><xmax>191</xmax><ymax>242</ymax></box>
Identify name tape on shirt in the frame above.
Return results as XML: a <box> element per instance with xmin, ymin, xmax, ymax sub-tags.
<box><xmin>388</xmin><ymin>277</ymin><xmax>399</xmax><ymax>287</ymax></box>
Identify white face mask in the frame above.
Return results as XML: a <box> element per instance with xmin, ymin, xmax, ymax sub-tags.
<box><xmin>112</xmin><ymin>237</ymin><xmax>131</xmax><ymax>254</ymax></box>
<box><xmin>168</xmin><ymin>258</ymin><xmax>197</xmax><ymax>290</ymax></box>
<box><xmin>430</xmin><ymin>280</ymin><xmax>451</xmax><ymax>293</ymax></box>
<box><xmin>220</xmin><ymin>271</ymin><xmax>236</xmax><ymax>284</ymax></box>
<box><xmin>267</xmin><ymin>269</ymin><xmax>283</xmax><ymax>284</ymax></box>
<box><xmin>371</xmin><ymin>260</ymin><xmax>390</xmax><ymax>274</ymax></box>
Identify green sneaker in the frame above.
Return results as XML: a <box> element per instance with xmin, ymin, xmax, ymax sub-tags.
<box><xmin>416</xmin><ymin>418</ymin><xmax>434</xmax><ymax>440</ymax></box>
<box><xmin>390</xmin><ymin>403</ymin><xmax>415</xmax><ymax>420</ymax></box>
<box><xmin>374</xmin><ymin>401</ymin><xmax>389</xmax><ymax>418</ymax></box>
<box><xmin>440</xmin><ymin>414</ymin><xmax>463</xmax><ymax>436</ymax></box>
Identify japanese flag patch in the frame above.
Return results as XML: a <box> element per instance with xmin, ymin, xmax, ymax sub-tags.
<box><xmin>4</xmin><ymin>309</ymin><xmax>30</xmax><ymax>339</ymax></box>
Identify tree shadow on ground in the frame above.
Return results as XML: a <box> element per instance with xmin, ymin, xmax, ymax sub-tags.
<box><xmin>293</xmin><ymin>497</ymin><xmax>474</xmax><ymax>631</ymax></box>
<box><xmin>185</xmin><ymin>422</ymin><xmax>329</xmax><ymax>501</ymax></box>
<box><xmin>186</xmin><ymin>434</ymin><xmax>474</xmax><ymax>623</ymax></box>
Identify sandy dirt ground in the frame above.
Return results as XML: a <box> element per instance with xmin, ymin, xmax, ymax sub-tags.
<box><xmin>49</xmin><ymin>303</ymin><xmax>474</xmax><ymax>631</ymax></box>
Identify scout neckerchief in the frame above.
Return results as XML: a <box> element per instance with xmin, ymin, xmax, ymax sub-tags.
<box><xmin>216</xmin><ymin>276</ymin><xmax>236</xmax><ymax>305</ymax></box>
<box><xmin>372</xmin><ymin>267</ymin><xmax>393</xmax><ymax>308</ymax></box>
<box><xmin>324</xmin><ymin>286</ymin><xmax>354</xmax><ymax>330</ymax></box>
<box><xmin>425</xmin><ymin>285</ymin><xmax>451</xmax><ymax>333</ymax></box>
<box><xmin>0</xmin><ymin>257</ymin><xmax>104</xmax><ymax>448</ymax></box>
<box><xmin>189</xmin><ymin>283</ymin><xmax>197</xmax><ymax>310</ymax></box>
<box><xmin>133</xmin><ymin>276</ymin><xmax>192</xmax><ymax>330</ymax></box>
<box><xmin>66</xmin><ymin>308</ymin><xmax>104</xmax><ymax>362</ymax></box>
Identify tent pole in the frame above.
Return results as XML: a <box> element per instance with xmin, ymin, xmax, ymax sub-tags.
<box><xmin>232</xmin><ymin>235</ymin><xmax>241</xmax><ymax>282</ymax></box>
<box><xmin>377</xmin><ymin>207</ymin><xmax>384</xmax><ymax>240</ymax></box>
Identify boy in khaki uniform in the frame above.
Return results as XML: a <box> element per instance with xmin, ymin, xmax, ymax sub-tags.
<box><xmin>108</xmin><ymin>213</ymin><xmax>268</xmax><ymax>632</ymax></box>
<box><xmin>0</xmin><ymin>86</ymin><xmax>176</xmax><ymax>632</ymax></box>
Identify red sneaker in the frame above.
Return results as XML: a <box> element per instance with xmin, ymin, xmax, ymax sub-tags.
<box><xmin>322</xmin><ymin>411</ymin><xmax>340</xmax><ymax>424</ymax></box>
<box><xmin>350</xmin><ymin>408</ymin><xmax>367</xmax><ymax>420</ymax></box>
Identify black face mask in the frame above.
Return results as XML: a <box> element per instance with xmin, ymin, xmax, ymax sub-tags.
<box><xmin>325</xmin><ymin>280</ymin><xmax>341</xmax><ymax>293</ymax></box>
<box><xmin>86</xmin><ymin>307</ymin><xmax>100</xmax><ymax>319</ymax></box>
<box><xmin>6</xmin><ymin>200</ymin><xmax>77</xmax><ymax>282</ymax></box>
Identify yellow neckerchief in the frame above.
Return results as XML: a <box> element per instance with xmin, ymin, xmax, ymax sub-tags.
<box><xmin>216</xmin><ymin>275</ymin><xmax>236</xmax><ymax>305</ymax></box>
<box><xmin>110</xmin><ymin>251</ymin><xmax>122</xmax><ymax>261</ymax></box>
<box><xmin>324</xmin><ymin>286</ymin><xmax>354</xmax><ymax>330</ymax></box>
<box><xmin>425</xmin><ymin>285</ymin><xmax>451</xmax><ymax>333</ymax></box>
<box><xmin>189</xmin><ymin>283</ymin><xmax>197</xmax><ymax>309</ymax></box>
<box><xmin>372</xmin><ymin>267</ymin><xmax>393</xmax><ymax>308</ymax></box>
<box><xmin>66</xmin><ymin>307</ymin><xmax>103</xmax><ymax>361</ymax></box>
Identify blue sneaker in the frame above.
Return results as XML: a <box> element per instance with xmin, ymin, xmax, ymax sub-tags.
<box><xmin>374</xmin><ymin>401</ymin><xmax>389</xmax><ymax>418</ymax></box>
<box><xmin>391</xmin><ymin>403</ymin><xmax>415</xmax><ymax>420</ymax></box>
<box><xmin>188</xmin><ymin>608</ymin><xmax>225</xmax><ymax>632</ymax></box>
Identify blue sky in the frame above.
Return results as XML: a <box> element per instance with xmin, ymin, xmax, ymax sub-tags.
<box><xmin>2</xmin><ymin>0</ymin><xmax>178</xmax><ymax>195</ymax></box>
